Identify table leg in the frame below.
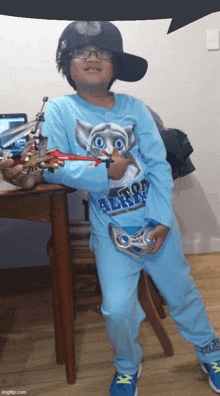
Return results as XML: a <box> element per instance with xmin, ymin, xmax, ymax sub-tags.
<box><xmin>50</xmin><ymin>257</ymin><xmax>65</xmax><ymax>365</ymax></box>
<box><xmin>49</xmin><ymin>192</ymin><xmax>76</xmax><ymax>384</ymax></box>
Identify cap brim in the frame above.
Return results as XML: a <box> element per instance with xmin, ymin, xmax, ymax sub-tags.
<box><xmin>114</xmin><ymin>52</ymin><xmax>148</xmax><ymax>82</ymax></box>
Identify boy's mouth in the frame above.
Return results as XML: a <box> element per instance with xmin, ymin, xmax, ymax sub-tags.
<box><xmin>84</xmin><ymin>67</ymin><xmax>102</xmax><ymax>72</ymax></box>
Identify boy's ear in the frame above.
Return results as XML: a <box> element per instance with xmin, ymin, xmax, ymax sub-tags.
<box><xmin>76</xmin><ymin>120</ymin><xmax>94</xmax><ymax>149</ymax></box>
<box><xmin>124</xmin><ymin>126</ymin><xmax>136</xmax><ymax>150</ymax></box>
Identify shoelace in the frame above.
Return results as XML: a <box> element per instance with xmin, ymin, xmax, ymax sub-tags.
<box><xmin>116</xmin><ymin>375</ymin><xmax>133</xmax><ymax>384</ymax></box>
<box><xmin>210</xmin><ymin>362</ymin><xmax>220</xmax><ymax>373</ymax></box>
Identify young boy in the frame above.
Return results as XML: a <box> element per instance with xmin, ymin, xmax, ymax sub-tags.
<box><xmin>1</xmin><ymin>21</ymin><xmax>220</xmax><ymax>395</ymax></box>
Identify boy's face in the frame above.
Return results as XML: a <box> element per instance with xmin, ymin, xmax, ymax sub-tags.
<box><xmin>69</xmin><ymin>45</ymin><xmax>114</xmax><ymax>90</ymax></box>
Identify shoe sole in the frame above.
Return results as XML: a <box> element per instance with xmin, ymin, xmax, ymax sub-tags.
<box><xmin>134</xmin><ymin>364</ymin><xmax>142</xmax><ymax>396</ymax></box>
<box><xmin>200</xmin><ymin>363</ymin><xmax>220</xmax><ymax>394</ymax></box>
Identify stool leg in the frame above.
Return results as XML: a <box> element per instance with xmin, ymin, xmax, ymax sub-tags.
<box><xmin>50</xmin><ymin>193</ymin><xmax>76</xmax><ymax>384</ymax></box>
<box><xmin>147</xmin><ymin>276</ymin><xmax>166</xmax><ymax>319</ymax></box>
<box><xmin>95</xmin><ymin>269</ymin><xmax>102</xmax><ymax>296</ymax></box>
<box><xmin>139</xmin><ymin>271</ymin><xmax>174</xmax><ymax>357</ymax></box>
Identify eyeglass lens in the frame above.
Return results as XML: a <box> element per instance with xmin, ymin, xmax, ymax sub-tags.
<box><xmin>72</xmin><ymin>50</ymin><xmax>111</xmax><ymax>60</ymax></box>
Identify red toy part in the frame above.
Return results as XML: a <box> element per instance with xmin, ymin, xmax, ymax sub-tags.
<box><xmin>48</xmin><ymin>149</ymin><xmax>103</xmax><ymax>166</ymax></box>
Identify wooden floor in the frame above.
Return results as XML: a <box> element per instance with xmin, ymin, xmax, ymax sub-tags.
<box><xmin>1</xmin><ymin>253</ymin><xmax>220</xmax><ymax>396</ymax></box>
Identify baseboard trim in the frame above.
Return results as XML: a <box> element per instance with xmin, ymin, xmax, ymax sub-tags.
<box><xmin>183</xmin><ymin>238</ymin><xmax>220</xmax><ymax>254</ymax></box>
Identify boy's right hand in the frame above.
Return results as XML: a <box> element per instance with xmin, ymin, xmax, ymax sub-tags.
<box><xmin>105</xmin><ymin>148</ymin><xmax>133</xmax><ymax>180</ymax></box>
<box><xmin>0</xmin><ymin>159</ymin><xmax>43</xmax><ymax>190</ymax></box>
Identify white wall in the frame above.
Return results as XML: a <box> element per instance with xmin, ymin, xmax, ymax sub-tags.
<box><xmin>0</xmin><ymin>15</ymin><xmax>219</xmax><ymax>268</ymax></box>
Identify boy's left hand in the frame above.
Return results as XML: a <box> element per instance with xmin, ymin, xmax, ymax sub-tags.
<box><xmin>147</xmin><ymin>224</ymin><xmax>170</xmax><ymax>254</ymax></box>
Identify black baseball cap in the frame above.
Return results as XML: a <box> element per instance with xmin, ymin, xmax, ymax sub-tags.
<box><xmin>56</xmin><ymin>21</ymin><xmax>148</xmax><ymax>83</ymax></box>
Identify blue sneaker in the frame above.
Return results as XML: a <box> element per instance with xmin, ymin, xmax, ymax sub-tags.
<box><xmin>110</xmin><ymin>364</ymin><xmax>142</xmax><ymax>396</ymax></box>
<box><xmin>200</xmin><ymin>360</ymin><xmax>220</xmax><ymax>393</ymax></box>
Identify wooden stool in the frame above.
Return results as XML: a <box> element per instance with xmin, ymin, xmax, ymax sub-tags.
<box><xmin>47</xmin><ymin>220</ymin><xmax>174</xmax><ymax>384</ymax></box>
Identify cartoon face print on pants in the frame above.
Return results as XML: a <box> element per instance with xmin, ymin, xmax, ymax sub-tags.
<box><xmin>76</xmin><ymin>120</ymin><xmax>143</xmax><ymax>192</ymax></box>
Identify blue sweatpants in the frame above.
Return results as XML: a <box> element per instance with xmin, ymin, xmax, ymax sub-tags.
<box><xmin>90</xmin><ymin>216</ymin><xmax>219</xmax><ymax>375</ymax></box>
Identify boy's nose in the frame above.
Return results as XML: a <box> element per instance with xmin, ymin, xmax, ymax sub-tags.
<box><xmin>87</xmin><ymin>52</ymin><xmax>100</xmax><ymax>62</ymax></box>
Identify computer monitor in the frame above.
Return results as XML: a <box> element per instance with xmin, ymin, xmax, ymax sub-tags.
<box><xmin>0</xmin><ymin>113</ymin><xmax>28</xmax><ymax>155</ymax></box>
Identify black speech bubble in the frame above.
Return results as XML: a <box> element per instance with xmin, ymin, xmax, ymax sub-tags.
<box><xmin>0</xmin><ymin>0</ymin><xmax>219</xmax><ymax>33</ymax></box>
<box><xmin>167</xmin><ymin>1</ymin><xmax>220</xmax><ymax>33</ymax></box>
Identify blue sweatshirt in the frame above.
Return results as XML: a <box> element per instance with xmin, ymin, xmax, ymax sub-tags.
<box><xmin>42</xmin><ymin>92</ymin><xmax>174</xmax><ymax>236</ymax></box>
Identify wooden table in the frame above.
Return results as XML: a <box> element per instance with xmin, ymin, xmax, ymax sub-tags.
<box><xmin>0</xmin><ymin>177</ymin><xmax>77</xmax><ymax>383</ymax></box>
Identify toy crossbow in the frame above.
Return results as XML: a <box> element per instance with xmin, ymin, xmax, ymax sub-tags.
<box><xmin>0</xmin><ymin>97</ymin><xmax>113</xmax><ymax>172</ymax></box>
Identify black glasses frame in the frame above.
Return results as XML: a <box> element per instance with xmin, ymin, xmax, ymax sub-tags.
<box><xmin>70</xmin><ymin>49</ymin><xmax>112</xmax><ymax>60</ymax></box>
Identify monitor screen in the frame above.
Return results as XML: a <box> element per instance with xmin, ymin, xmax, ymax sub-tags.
<box><xmin>0</xmin><ymin>113</ymin><xmax>28</xmax><ymax>155</ymax></box>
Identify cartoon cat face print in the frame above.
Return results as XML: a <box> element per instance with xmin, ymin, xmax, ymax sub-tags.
<box><xmin>76</xmin><ymin>120</ymin><xmax>135</xmax><ymax>158</ymax></box>
<box><xmin>75</xmin><ymin>120</ymin><xmax>142</xmax><ymax>189</ymax></box>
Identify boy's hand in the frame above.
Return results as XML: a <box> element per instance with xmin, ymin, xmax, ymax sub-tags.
<box><xmin>104</xmin><ymin>147</ymin><xmax>133</xmax><ymax>180</ymax></box>
<box><xmin>147</xmin><ymin>224</ymin><xmax>170</xmax><ymax>254</ymax></box>
<box><xmin>0</xmin><ymin>159</ymin><xmax>43</xmax><ymax>190</ymax></box>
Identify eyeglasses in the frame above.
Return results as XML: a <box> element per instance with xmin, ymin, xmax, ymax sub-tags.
<box><xmin>71</xmin><ymin>49</ymin><xmax>112</xmax><ymax>61</ymax></box>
